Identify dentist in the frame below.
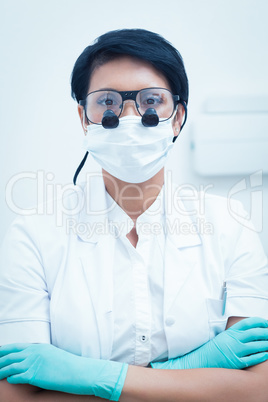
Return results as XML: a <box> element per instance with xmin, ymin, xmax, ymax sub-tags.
<box><xmin>1</xmin><ymin>29</ymin><xmax>268</xmax><ymax>402</ymax></box>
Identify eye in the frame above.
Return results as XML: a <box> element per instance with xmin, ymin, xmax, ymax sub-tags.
<box><xmin>146</xmin><ymin>98</ymin><xmax>157</xmax><ymax>105</ymax></box>
<box><xmin>95</xmin><ymin>91</ymin><xmax>120</xmax><ymax>107</ymax></box>
<box><xmin>141</xmin><ymin>94</ymin><xmax>164</xmax><ymax>106</ymax></box>
<box><xmin>97</xmin><ymin>97</ymin><xmax>118</xmax><ymax>106</ymax></box>
<box><xmin>105</xmin><ymin>99</ymin><xmax>114</xmax><ymax>106</ymax></box>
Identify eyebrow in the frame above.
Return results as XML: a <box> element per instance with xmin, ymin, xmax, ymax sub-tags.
<box><xmin>88</xmin><ymin>87</ymin><xmax>169</xmax><ymax>95</ymax></box>
<box><xmin>89</xmin><ymin>88</ymin><xmax>122</xmax><ymax>94</ymax></box>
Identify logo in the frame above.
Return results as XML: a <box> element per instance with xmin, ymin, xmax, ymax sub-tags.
<box><xmin>227</xmin><ymin>170</ymin><xmax>263</xmax><ymax>232</ymax></box>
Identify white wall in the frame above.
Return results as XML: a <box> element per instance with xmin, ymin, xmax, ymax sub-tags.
<box><xmin>1</xmin><ymin>0</ymin><xmax>268</xmax><ymax>252</ymax></box>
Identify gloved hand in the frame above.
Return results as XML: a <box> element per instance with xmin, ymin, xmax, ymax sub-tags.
<box><xmin>0</xmin><ymin>343</ymin><xmax>128</xmax><ymax>401</ymax></box>
<box><xmin>151</xmin><ymin>317</ymin><xmax>268</xmax><ymax>370</ymax></box>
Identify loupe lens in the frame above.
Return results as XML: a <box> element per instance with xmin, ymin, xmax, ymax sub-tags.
<box><xmin>101</xmin><ymin>110</ymin><xmax>119</xmax><ymax>129</ymax></box>
<box><xmin>141</xmin><ymin>108</ymin><xmax>159</xmax><ymax>127</ymax></box>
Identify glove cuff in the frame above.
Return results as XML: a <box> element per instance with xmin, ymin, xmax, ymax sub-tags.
<box><xmin>109</xmin><ymin>363</ymin><xmax>129</xmax><ymax>401</ymax></box>
<box><xmin>150</xmin><ymin>359</ymin><xmax>183</xmax><ymax>369</ymax></box>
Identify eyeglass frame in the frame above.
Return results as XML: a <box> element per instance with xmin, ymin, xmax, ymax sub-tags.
<box><xmin>79</xmin><ymin>87</ymin><xmax>181</xmax><ymax>125</ymax></box>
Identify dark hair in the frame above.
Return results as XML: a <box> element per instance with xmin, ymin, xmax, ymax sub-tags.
<box><xmin>71</xmin><ymin>28</ymin><xmax>189</xmax><ymax>104</ymax></box>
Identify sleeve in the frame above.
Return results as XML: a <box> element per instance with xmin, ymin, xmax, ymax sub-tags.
<box><xmin>224</xmin><ymin>201</ymin><xmax>268</xmax><ymax>319</ymax></box>
<box><xmin>0</xmin><ymin>215</ymin><xmax>51</xmax><ymax>345</ymax></box>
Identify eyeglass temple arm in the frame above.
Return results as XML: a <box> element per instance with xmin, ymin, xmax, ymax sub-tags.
<box><xmin>173</xmin><ymin>99</ymin><xmax>188</xmax><ymax>143</ymax></box>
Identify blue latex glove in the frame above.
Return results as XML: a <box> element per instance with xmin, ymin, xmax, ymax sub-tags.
<box><xmin>151</xmin><ymin>317</ymin><xmax>268</xmax><ymax>370</ymax></box>
<box><xmin>0</xmin><ymin>343</ymin><xmax>128</xmax><ymax>401</ymax></box>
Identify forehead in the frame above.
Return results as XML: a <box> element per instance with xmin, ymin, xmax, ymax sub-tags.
<box><xmin>88</xmin><ymin>56</ymin><xmax>171</xmax><ymax>93</ymax></box>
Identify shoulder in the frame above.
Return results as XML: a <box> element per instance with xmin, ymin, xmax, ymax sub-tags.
<box><xmin>170</xmin><ymin>182</ymin><xmax>248</xmax><ymax>234</ymax></box>
<box><xmin>2</xmin><ymin>182</ymin><xmax>88</xmax><ymax>253</ymax></box>
<box><xmin>172</xmin><ymin>185</ymin><xmax>259</xmax><ymax>251</ymax></box>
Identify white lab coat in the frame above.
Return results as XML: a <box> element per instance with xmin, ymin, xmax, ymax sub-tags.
<box><xmin>0</xmin><ymin>174</ymin><xmax>267</xmax><ymax>362</ymax></box>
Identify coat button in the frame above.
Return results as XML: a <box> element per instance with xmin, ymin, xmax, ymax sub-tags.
<box><xmin>140</xmin><ymin>335</ymin><xmax>148</xmax><ymax>342</ymax></box>
<box><xmin>165</xmin><ymin>316</ymin><xmax>175</xmax><ymax>326</ymax></box>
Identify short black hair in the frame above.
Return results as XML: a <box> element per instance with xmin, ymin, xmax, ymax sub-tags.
<box><xmin>71</xmin><ymin>28</ymin><xmax>189</xmax><ymax>104</ymax></box>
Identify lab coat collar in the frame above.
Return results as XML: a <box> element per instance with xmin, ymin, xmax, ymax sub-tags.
<box><xmin>105</xmin><ymin>182</ymin><xmax>165</xmax><ymax>239</ymax></box>
<box><xmin>135</xmin><ymin>183</ymin><xmax>165</xmax><ymax>238</ymax></box>
<box><xmin>105</xmin><ymin>188</ymin><xmax>134</xmax><ymax>238</ymax></box>
<box><xmin>76</xmin><ymin>173</ymin><xmax>110</xmax><ymax>243</ymax></box>
<box><xmin>76</xmin><ymin>172</ymin><xmax>202</xmax><ymax>248</ymax></box>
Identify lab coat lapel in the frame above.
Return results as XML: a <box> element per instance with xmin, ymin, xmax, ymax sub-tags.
<box><xmin>163</xmin><ymin>182</ymin><xmax>202</xmax><ymax>315</ymax></box>
<box><xmin>79</xmin><ymin>235</ymin><xmax>115</xmax><ymax>360</ymax></box>
<box><xmin>164</xmin><ymin>235</ymin><xmax>201</xmax><ymax>314</ymax></box>
<box><xmin>76</xmin><ymin>172</ymin><xmax>109</xmax><ymax>244</ymax></box>
<box><xmin>77</xmin><ymin>173</ymin><xmax>115</xmax><ymax>359</ymax></box>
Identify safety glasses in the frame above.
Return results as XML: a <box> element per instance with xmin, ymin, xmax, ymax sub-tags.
<box><xmin>79</xmin><ymin>87</ymin><xmax>180</xmax><ymax>125</ymax></box>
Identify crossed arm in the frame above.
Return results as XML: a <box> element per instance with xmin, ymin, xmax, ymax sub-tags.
<box><xmin>1</xmin><ymin>317</ymin><xmax>268</xmax><ymax>402</ymax></box>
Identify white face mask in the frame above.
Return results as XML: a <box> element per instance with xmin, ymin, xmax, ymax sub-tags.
<box><xmin>83</xmin><ymin>116</ymin><xmax>175</xmax><ymax>183</ymax></box>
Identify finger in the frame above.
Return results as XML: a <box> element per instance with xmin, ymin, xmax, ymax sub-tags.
<box><xmin>7</xmin><ymin>373</ymin><xmax>29</xmax><ymax>385</ymax></box>
<box><xmin>241</xmin><ymin>352</ymin><xmax>268</xmax><ymax>368</ymax></box>
<box><xmin>241</xmin><ymin>341</ymin><xmax>268</xmax><ymax>356</ymax></box>
<box><xmin>0</xmin><ymin>351</ymin><xmax>27</xmax><ymax>369</ymax></box>
<box><xmin>239</xmin><ymin>328</ymin><xmax>268</xmax><ymax>342</ymax></box>
<box><xmin>0</xmin><ymin>344</ymin><xmax>31</xmax><ymax>357</ymax></box>
<box><xmin>229</xmin><ymin>317</ymin><xmax>268</xmax><ymax>331</ymax></box>
<box><xmin>0</xmin><ymin>362</ymin><xmax>23</xmax><ymax>380</ymax></box>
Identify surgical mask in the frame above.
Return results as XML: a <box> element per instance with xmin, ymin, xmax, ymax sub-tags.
<box><xmin>82</xmin><ymin>116</ymin><xmax>175</xmax><ymax>183</ymax></box>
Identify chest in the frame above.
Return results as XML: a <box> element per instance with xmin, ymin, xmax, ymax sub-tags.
<box><xmin>47</xmin><ymin>234</ymin><xmax>227</xmax><ymax>361</ymax></box>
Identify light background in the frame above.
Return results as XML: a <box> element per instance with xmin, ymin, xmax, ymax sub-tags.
<box><xmin>0</xmin><ymin>0</ymin><xmax>267</xmax><ymax>252</ymax></box>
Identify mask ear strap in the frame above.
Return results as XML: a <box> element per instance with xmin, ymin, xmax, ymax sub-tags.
<box><xmin>73</xmin><ymin>109</ymin><xmax>90</xmax><ymax>185</ymax></box>
<box><xmin>73</xmin><ymin>152</ymin><xmax>89</xmax><ymax>185</ymax></box>
<box><xmin>173</xmin><ymin>101</ymin><xmax>188</xmax><ymax>143</ymax></box>
<box><xmin>82</xmin><ymin>109</ymin><xmax>88</xmax><ymax>132</ymax></box>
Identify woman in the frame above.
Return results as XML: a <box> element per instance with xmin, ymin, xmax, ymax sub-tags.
<box><xmin>0</xmin><ymin>29</ymin><xmax>268</xmax><ymax>401</ymax></box>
